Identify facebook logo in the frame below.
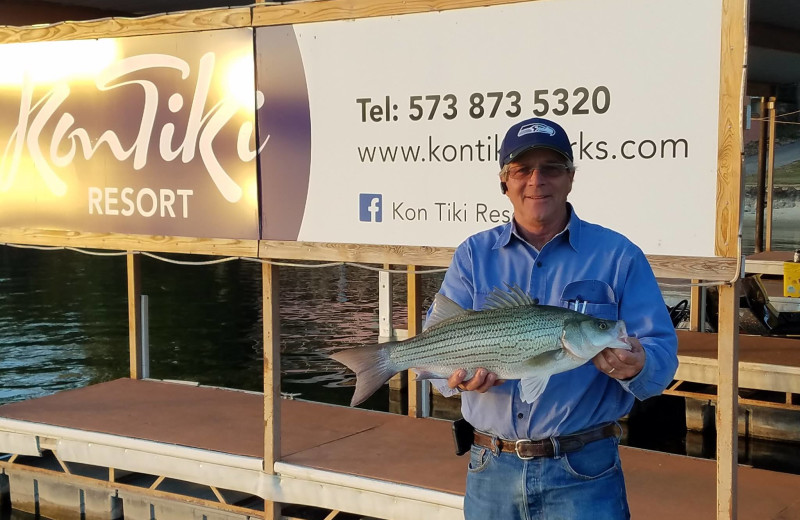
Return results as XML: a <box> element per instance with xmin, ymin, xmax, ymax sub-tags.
<box><xmin>359</xmin><ymin>193</ymin><xmax>383</xmax><ymax>222</ymax></box>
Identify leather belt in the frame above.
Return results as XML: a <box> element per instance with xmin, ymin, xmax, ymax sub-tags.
<box><xmin>473</xmin><ymin>423</ymin><xmax>619</xmax><ymax>460</ymax></box>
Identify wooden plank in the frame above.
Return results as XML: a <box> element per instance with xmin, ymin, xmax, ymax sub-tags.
<box><xmin>714</xmin><ymin>0</ymin><xmax>746</xmax><ymax>259</ymax></box>
<box><xmin>675</xmin><ymin>356</ymin><xmax>800</xmax><ymax>394</ymax></box>
<box><xmin>1</xmin><ymin>463</ymin><xmax>263</xmax><ymax>519</ymax></box>
<box><xmin>258</xmin><ymin>240</ymin><xmax>454</xmax><ymax>267</ymax></box>
<box><xmin>715</xmin><ymin>0</ymin><xmax>746</xmax><ymax>516</ymax></box>
<box><xmin>210</xmin><ymin>486</ymin><xmax>227</xmax><ymax>504</ymax></box>
<box><xmin>0</xmin><ymin>228</ymin><xmax>258</xmax><ymax>257</ymax></box>
<box><xmin>689</xmin><ymin>281</ymin><xmax>703</xmax><ymax>332</ymax></box>
<box><xmin>764</xmin><ymin>98</ymin><xmax>776</xmax><ymax>251</ymax></box>
<box><xmin>127</xmin><ymin>253</ymin><xmax>143</xmax><ymax>380</ymax></box>
<box><xmin>1</xmin><ymin>230</ymin><xmax>738</xmax><ymax>279</ymax></box>
<box><xmin>406</xmin><ymin>266</ymin><xmax>424</xmax><ymax>418</ymax></box>
<box><xmin>0</xmin><ymin>7</ymin><xmax>251</xmax><ymax>43</ymax></box>
<box><xmin>262</xmin><ymin>262</ymin><xmax>282</xmax><ymax>520</ymax></box>
<box><xmin>716</xmin><ymin>282</ymin><xmax>740</xmax><ymax>520</ymax></box>
<box><xmin>258</xmin><ymin>241</ymin><xmax>738</xmax><ymax>279</ymax></box>
<box><xmin>252</xmin><ymin>0</ymin><xmax>535</xmax><ymax>27</ymax></box>
<box><xmin>0</xmin><ymin>228</ymin><xmax>738</xmax><ymax>279</ymax></box>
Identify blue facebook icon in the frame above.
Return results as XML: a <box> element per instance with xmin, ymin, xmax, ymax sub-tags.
<box><xmin>359</xmin><ymin>194</ymin><xmax>383</xmax><ymax>222</ymax></box>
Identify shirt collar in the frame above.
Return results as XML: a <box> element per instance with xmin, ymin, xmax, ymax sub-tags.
<box><xmin>493</xmin><ymin>203</ymin><xmax>581</xmax><ymax>252</ymax></box>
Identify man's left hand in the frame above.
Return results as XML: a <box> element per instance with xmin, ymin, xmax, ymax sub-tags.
<box><xmin>593</xmin><ymin>336</ymin><xmax>645</xmax><ymax>380</ymax></box>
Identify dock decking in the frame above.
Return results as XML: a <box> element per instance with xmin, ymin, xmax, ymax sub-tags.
<box><xmin>1</xmin><ymin>378</ymin><xmax>800</xmax><ymax>520</ymax></box>
<box><xmin>675</xmin><ymin>330</ymin><xmax>800</xmax><ymax>397</ymax></box>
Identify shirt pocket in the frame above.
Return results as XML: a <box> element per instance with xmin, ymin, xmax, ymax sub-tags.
<box><xmin>560</xmin><ymin>280</ymin><xmax>619</xmax><ymax>320</ymax></box>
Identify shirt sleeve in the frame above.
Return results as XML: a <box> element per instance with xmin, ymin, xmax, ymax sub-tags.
<box><xmin>614</xmin><ymin>246</ymin><xmax>679</xmax><ymax>400</ymax></box>
<box><xmin>422</xmin><ymin>241</ymin><xmax>477</xmax><ymax>398</ymax></box>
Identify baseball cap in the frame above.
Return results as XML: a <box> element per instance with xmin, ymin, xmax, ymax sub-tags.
<box><xmin>498</xmin><ymin>117</ymin><xmax>573</xmax><ymax>167</ymax></box>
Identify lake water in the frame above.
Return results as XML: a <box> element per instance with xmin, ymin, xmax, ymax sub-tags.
<box><xmin>1</xmin><ymin>212</ymin><xmax>800</xmax><ymax>519</ymax></box>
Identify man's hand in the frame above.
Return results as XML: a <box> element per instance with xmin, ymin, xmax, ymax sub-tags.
<box><xmin>447</xmin><ymin>368</ymin><xmax>503</xmax><ymax>393</ymax></box>
<box><xmin>593</xmin><ymin>336</ymin><xmax>646</xmax><ymax>380</ymax></box>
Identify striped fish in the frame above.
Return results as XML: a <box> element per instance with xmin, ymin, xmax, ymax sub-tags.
<box><xmin>330</xmin><ymin>285</ymin><xmax>630</xmax><ymax>406</ymax></box>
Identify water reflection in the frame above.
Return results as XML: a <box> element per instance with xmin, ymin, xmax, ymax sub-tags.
<box><xmin>0</xmin><ymin>247</ymin><xmax>442</xmax><ymax>409</ymax></box>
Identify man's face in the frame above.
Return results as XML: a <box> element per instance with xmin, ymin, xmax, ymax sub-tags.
<box><xmin>503</xmin><ymin>148</ymin><xmax>574</xmax><ymax>228</ymax></box>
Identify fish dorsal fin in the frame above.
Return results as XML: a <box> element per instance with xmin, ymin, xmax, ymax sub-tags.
<box><xmin>423</xmin><ymin>293</ymin><xmax>471</xmax><ymax>331</ymax></box>
<box><xmin>482</xmin><ymin>283</ymin><xmax>537</xmax><ymax>311</ymax></box>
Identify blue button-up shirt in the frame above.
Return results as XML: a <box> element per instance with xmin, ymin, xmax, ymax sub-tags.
<box><xmin>429</xmin><ymin>205</ymin><xmax>678</xmax><ymax>440</ymax></box>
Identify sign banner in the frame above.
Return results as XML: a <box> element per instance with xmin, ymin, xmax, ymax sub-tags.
<box><xmin>0</xmin><ymin>29</ymin><xmax>260</xmax><ymax>239</ymax></box>
<box><xmin>257</xmin><ymin>0</ymin><xmax>723</xmax><ymax>256</ymax></box>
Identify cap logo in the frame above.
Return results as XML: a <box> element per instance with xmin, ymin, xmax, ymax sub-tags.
<box><xmin>518</xmin><ymin>122</ymin><xmax>556</xmax><ymax>137</ymax></box>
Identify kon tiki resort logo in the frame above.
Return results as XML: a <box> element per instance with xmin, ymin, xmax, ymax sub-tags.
<box><xmin>0</xmin><ymin>33</ymin><xmax>274</xmax><ymax>238</ymax></box>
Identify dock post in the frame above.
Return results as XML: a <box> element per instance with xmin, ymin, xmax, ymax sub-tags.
<box><xmin>110</xmin><ymin>490</ymin><xmax>124</xmax><ymax>520</ymax></box>
<box><xmin>764</xmin><ymin>97</ymin><xmax>776</xmax><ymax>252</ymax></box>
<box><xmin>127</xmin><ymin>253</ymin><xmax>145</xmax><ymax>379</ymax></box>
<box><xmin>689</xmin><ymin>281</ymin><xmax>705</xmax><ymax>332</ymax></box>
<box><xmin>754</xmin><ymin>96</ymin><xmax>767</xmax><ymax>253</ymax></box>
<box><xmin>262</xmin><ymin>262</ymin><xmax>282</xmax><ymax>520</ymax></box>
<box><xmin>379</xmin><ymin>265</ymin><xmax>394</xmax><ymax>342</ymax></box>
<box><xmin>406</xmin><ymin>265</ymin><xmax>429</xmax><ymax>418</ymax></box>
<box><xmin>0</xmin><ymin>470</ymin><xmax>10</xmax><ymax>515</ymax></box>
<box><xmin>141</xmin><ymin>294</ymin><xmax>150</xmax><ymax>379</ymax></box>
<box><xmin>714</xmin><ymin>0</ymin><xmax>746</xmax><ymax>516</ymax></box>
<box><xmin>717</xmin><ymin>282</ymin><xmax>740</xmax><ymax>520</ymax></box>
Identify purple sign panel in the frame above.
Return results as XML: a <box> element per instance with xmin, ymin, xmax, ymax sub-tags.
<box><xmin>0</xmin><ymin>29</ymin><xmax>260</xmax><ymax>239</ymax></box>
<box><xmin>256</xmin><ymin>26</ymin><xmax>311</xmax><ymax>241</ymax></box>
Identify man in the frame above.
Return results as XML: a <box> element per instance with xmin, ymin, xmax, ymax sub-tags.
<box><xmin>432</xmin><ymin>117</ymin><xmax>678</xmax><ymax>519</ymax></box>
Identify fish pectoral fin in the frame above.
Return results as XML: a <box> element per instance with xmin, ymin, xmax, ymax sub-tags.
<box><xmin>523</xmin><ymin>349</ymin><xmax>562</xmax><ymax>368</ymax></box>
<box><xmin>518</xmin><ymin>376</ymin><xmax>551</xmax><ymax>403</ymax></box>
<box><xmin>413</xmin><ymin>369</ymin><xmax>442</xmax><ymax>380</ymax></box>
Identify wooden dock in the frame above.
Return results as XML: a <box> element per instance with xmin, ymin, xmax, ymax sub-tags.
<box><xmin>1</xmin><ymin>378</ymin><xmax>800</xmax><ymax>520</ymax></box>
<box><xmin>673</xmin><ymin>331</ymin><xmax>800</xmax><ymax>400</ymax></box>
<box><xmin>745</xmin><ymin>251</ymin><xmax>796</xmax><ymax>276</ymax></box>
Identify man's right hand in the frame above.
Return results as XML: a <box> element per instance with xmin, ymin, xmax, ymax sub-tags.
<box><xmin>447</xmin><ymin>368</ymin><xmax>503</xmax><ymax>393</ymax></box>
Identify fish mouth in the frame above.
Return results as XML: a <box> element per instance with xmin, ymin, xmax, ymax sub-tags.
<box><xmin>611</xmin><ymin>321</ymin><xmax>631</xmax><ymax>350</ymax></box>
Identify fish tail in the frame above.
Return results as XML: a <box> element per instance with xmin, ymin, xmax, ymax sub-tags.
<box><xmin>330</xmin><ymin>343</ymin><xmax>397</xmax><ymax>406</ymax></box>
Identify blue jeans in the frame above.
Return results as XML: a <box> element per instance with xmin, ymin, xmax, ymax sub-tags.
<box><xmin>464</xmin><ymin>433</ymin><xmax>630</xmax><ymax>520</ymax></box>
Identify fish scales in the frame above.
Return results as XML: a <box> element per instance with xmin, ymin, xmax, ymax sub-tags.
<box><xmin>388</xmin><ymin>306</ymin><xmax>567</xmax><ymax>374</ymax></box>
<box><xmin>330</xmin><ymin>290</ymin><xmax>630</xmax><ymax>406</ymax></box>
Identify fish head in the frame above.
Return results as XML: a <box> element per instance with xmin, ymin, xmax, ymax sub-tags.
<box><xmin>562</xmin><ymin>317</ymin><xmax>630</xmax><ymax>360</ymax></box>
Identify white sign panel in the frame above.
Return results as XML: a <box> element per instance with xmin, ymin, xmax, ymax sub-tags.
<box><xmin>268</xmin><ymin>0</ymin><xmax>722</xmax><ymax>256</ymax></box>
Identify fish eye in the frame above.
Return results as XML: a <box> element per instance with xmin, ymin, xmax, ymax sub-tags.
<box><xmin>597</xmin><ymin>322</ymin><xmax>608</xmax><ymax>330</ymax></box>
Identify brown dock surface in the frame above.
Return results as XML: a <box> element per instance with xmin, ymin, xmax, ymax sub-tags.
<box><xmin>677</xmin><ymin>330</ymin><xmax>800</xmax><ymax>367</ymax></box>
<box><xmin>1</xmin><ymin>378</ymin><xmax>800</xmax><ymax>519</ymax></box>
<box><xmin>745</xmin><ymin>251</ymin><xmax>796</xmax><ymax>276</ymax></box>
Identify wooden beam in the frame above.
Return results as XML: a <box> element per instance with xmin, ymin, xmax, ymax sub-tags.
<box><xmin>406</xmin><ymin>265</ymin><xmax>424</xmax><ymax>418</ymax></box>
<box><xmin>262</xmin><ymin>262</ymin><xmax>282</xmax><ymax>520</ymax></box>
<box><xmin>716</xmin><ymin>282</ymin><xmax>740</xmax><ymax>520</ymax></box>
<box><xmin>0</xmin><ymin>228</ymin><xmax>739</xmax><ymax>279</ymax></box>
<box><xmin>715</xmin><ymin>0</ymin><xmax>746</xmax><ymax>518</ymax></box>
<box><xmin>149</xmin><ymin>475</ymin><xmax>165</xmax><ymax>490</ymax></box>
<box><xmin>0</xmin><ymin>7</ymin><xmax>251</xmax><ymax>43</ymax></box>
<box><xmin>646</xmin><ymin>256</ymin><xmax>737</xmax><ymax>281</ymax></box>
<box><xmin>689</xmin><ymin>281</ymin><xmax>703</xmax><ymax>332</ymax></box>
<box><xmin>765</xmin><ymin>98</ymin><xmax>776</xmax><ymax>251</ymax></box>
<box><xmin>715</xmin><ymin>0</ymin><xmax>746</xmax><ymax>259</ymax></box>
<box><xmin>0</xmin><ymin>462</ymin><xmax>262</xmax><ymax>518</ymax></box>
<box><xmin>258</xmin><ymin>240</ymin><xmax>454</xmax><ymax>268</ymax></box>
<box><xmin>0</xmin><ymin>228</ymin><xmax>258</xmax><ymax>257</ymax></box>
<box><xmin>252</xmin><ymin>0</ymin><xmax>536</xmax><ymax>27</ymax></box>
<box><xmin>127</xmin><ymin>253</ymin><xmax>144</xmax><ymax>380</ymax></box>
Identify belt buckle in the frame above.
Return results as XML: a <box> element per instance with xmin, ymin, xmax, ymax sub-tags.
<box><xmin>514</xmin><ymin>439</ymin><xmax>535</xmax><ymax>460</ymax></box>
